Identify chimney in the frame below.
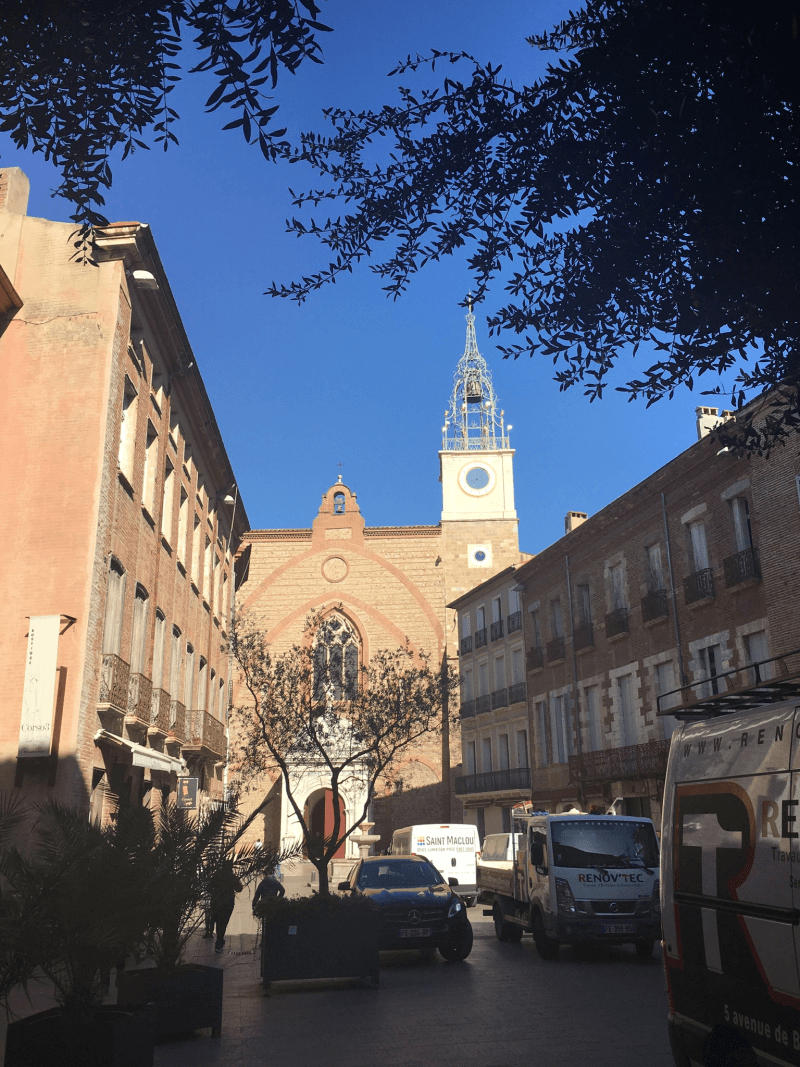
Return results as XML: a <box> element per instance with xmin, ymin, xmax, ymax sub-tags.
<box><xmin>565</xmin><ymin>511</ymin><xmax>587</xmax><ymax>535</ymax></box>
<box><xmin>696</xmin><ymin>406</ymin><xmax>735</xmax><ymax>441</ymax></box>
<box><xmin>0</xmin><ymin>168</ymin><xmax>30</xmax><ymax>215</ymax></box>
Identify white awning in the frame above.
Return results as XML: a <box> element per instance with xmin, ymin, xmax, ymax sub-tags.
<box><xmin>94</xmin><ymin>730</ymin><xmax>187</xmax><ymax>775</ymax></box>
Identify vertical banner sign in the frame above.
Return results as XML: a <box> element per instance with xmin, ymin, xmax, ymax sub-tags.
<box><xmin>176</xmin><ymin>777</ymin><xmax>199</xmax><ymax>810</ymax></box>
<box><xmin>18</xmin><ymin>615</ymin><xmax>61</xmax><ymax>757</ymax></box>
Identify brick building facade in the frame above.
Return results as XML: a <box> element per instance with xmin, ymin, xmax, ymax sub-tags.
<box><xmin>452</xmin><ymin>402</ymin><xmax>800</xmax><ymax>834</ymax></box>
<box><xmin>0</xmin><ymin>168</ymin><xmax>248</xmax><ymax>820</ymax></box>
<box><xmin>233</xmin><ymin>309</ymin><xmax>529</xmax><ymax>858</ymax></box>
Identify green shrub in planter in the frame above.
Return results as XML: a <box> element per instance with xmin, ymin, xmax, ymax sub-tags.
<box><xmin>255</xmin><ymin>895</ymin><xmax>382</xmax><ymax>988</ymax></box>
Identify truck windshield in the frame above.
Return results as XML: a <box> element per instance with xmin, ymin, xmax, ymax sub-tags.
<box><xmin>550</xmin><ymin>820</ymin><xmax>659</xmax><ymax>870</ymax></box>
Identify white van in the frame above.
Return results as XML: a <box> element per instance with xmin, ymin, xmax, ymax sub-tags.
<box><xmin>390</xmin><ymin>824</ymin><xmax>480</xmax><ymax>906</ymax></box>
<box><xmin>661</xmin><ymin>688</ymin><xmax>800</xmax><ymax>1067</ymax></box>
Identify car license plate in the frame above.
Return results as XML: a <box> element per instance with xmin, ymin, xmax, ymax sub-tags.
<box><xmin>399</xmin><ymin>928</ymin><xmax>432</xmax><ymax>938</ymax></box>
<box><xmin>601</xmin><ymin>923</ymin><xmax>635</xmax><ymax>934</ymax></box>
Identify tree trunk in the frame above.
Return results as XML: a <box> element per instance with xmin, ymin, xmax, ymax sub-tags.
<box><xmin>312</xmin><ymin>856</ymin><xmax>329</xmax><ymax>895</ymax></box>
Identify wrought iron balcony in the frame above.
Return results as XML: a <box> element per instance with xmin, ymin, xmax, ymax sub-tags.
<box><xmin>169</xmin><ymin>699</ymin><xmax>186</xmax><ymax>739</ymax></box>
<box><xmin>546</xmin><ymin>636</ymin><xmax>565</xmax><ymax>663</ymax></box>
<box><xmin>187</xmin><ymin>710</ymin><xmax>227</xmax><ymax>760</ymax></box>
<box><xmin>460</xmin><ymin>698</ymin><xmax>476</xmax><ymax>719</ymax></box>
<box><xmin>491</xmin><ymin>687</ymin><xmax>508</xmax><ymax>710</ymax></box>
<box><xmin>573</xmin><ymin>622</ymin><xmax>594</xmax><ymax>651</ymax></box>
<box><xmin>605</xmin><ymin>607</ymin><xmax>629</xmax><ymax>638</ymax></box>
<box><xmin>490</xmin><ymin>619</ymin><xmax>504</xmax><ymax>641</ymax></box>
<box><xmin>475</xmin><ymin>694</ymin><xmax>491</xmax><ymax>715</ymax></box>
<box><xmin>507</xmin><ymin>610</ymin><xmax>522</xmax><ymax>634</ymax></box>
<box><xmin>150</xmin><ymin>688</ymin><xmax>171</xmax><ymax>733</ymax></box>
<box><xmin>441</xmin><ymin>434</ymin><xmax>510</xmax><ymax>452</ymax></box>
<box><xmin>460</xmin><ymin>635</ymin><xmax>473</xmax><ymax>654</ymax></box>
<box><xmin>475</xmin><ymin>628</ymin><xmax>488</xmax><ymax>649</ymax></box>
<box><xmin>454</xmin><ymin>766</ymin><xmax>531</xmax><ymax>796</ymax></box>
<box><xmin>527</xmin><ymin>647</ymin><xmax>544</xmax><ymax>672</ymax></box>
<box><xmin>127</xmin><ymin>673</ymin><xmax>152</xmax><ymax>722</ymax></box>
<box><xmin>99</xmin><ymin>654</ymin><xmax>130</xmax><ymax>711</ymax></box>
<box><xmin>684</xmin><ymin>567</ymin><xmax>715</xmax><ymax>604</ymax></box>
<box><xmin>723</xmin><ymin>546</ymin><xmax>761</xmax><ymax>587</ymax></box>
<box><xmin>508</xmin><ymin>681</ymin><xmax>527</xmax><ymax>705</ymax></box>
<box><xmin>568</xmin><ymin>738</ymin><xmax>671</xmax><ymax>784</ymax></box>
<box><xmin>641</xmin><ymin>588</ymin><xmax>669</xmax><ymax>623</ymax></box>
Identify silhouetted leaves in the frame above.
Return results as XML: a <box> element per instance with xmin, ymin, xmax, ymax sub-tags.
<box><xmin>267</xmin><ymin>0</ymin><xmax>800</xmax><ymax>451</ymax></box>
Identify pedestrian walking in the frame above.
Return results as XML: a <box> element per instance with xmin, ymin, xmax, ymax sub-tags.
<box><xmin>209</xmin><ymin>860</ymin><xmax>243</xmax><ymax>953</ymax></box>
<box><xmin>252</xmin><ymin>872</ymin><xmax>286</xmax><ymax>907</ymax></box>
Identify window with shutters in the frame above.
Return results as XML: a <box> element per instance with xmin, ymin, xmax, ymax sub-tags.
<box><xmin>102</xmin><ymin>559</ymin><xmax>126</xmax><ymax>656</ymax></box>
<box><xmin>129</xmin><ymin>584</ymin><xmax>149</xmax><ymax>675</ymax></box>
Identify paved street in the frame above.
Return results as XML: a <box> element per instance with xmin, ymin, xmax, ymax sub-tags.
<box><xmin>158</xmin><ymin>893</ymin><xmax>675</xmax><ymax>1067</ymax></box>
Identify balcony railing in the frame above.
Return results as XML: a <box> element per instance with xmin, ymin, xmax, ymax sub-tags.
<box><xmin>127</xmin><ymin>673</ymin><xmax>152</xmax><ymax>721</ymax></box>
<box><xmin>441</xmin><ymin>434</ymin><xmax>510</xmax><ymax>451</ymax></box>
<box><xmin>723</xmin><ymin>546</ymin><xmax>761</xmax><ymax>587</ymax></box>
<box><xmin>546</xmin><ymin>636</ymin><xmax>565</xmax><ymax>663</ymax></box>
<box><xmin>490</xmin><ymin>619</ymin><xmax>504</xmax><ymax>642</ymax></box>
<box><xmin>99</xmin><ymin>654</ymin><xmax>130</xmax><ymax>710</ymax></box>
<box><xmin>568</xmin><ymin>738</ymin><xmax>672</xmax><ymax>784</ymax></box>
<box><xmin>475</xmin><ymin>694</ymin><xmax>491</xmax><ymax>715</ymax></box>
<box><xmin>460</xmin><ymin>635</ymin><xmax>473</xmax><ymax>655</ymax></box>
<box><xmin>475</xmin><ymin>628</ymin><xmax>488</xmax><ymax>649</ymax></box>
<box><xmin>508</xmin><ymin>681</ymin><xmax>527</xmax><ymax>705</ymax></box>
<box><xmin>684</xmin><ymin>567</ymin><xmax>715</xmax><ymax>604</ymax></box>
<box><xmin>573</xmin><ymin>622</ymin><xmax>594</xmax><ymax>651</ymax></box>
<box><xmin>454</xmin><ymin>766</ymin><xmax>531</xmax><ymax>796</ymax></box>
<box><xmin>460</xmin><ymin>698</ymin><xmax>476</xmax><ymax>719</ymax></box>
<box><xmin>169</xmin><ymin>699</ymin><xmax>186</xmax><ymax>739</ymax></box>
<box><xmin>605</xmin><ymin>607</ymin><xmax>629</xmax><ymax>638</ymax></box>
<box><xmin>641</xmin><ymin>588</ymin><xmax>669</xmax><ymax>623</ymax></box>
<box><xmin>150</xmin><ymin>688</ymin><xmax>171</xmax><ymax>732</ymax></box>
<box><xmin>491</xmin><ymin>687</ymin><xmax>508</xmax><ymax>710</ymax></box>
<box><xmin>187</xmin><ymin>710</ymin><xmax>227</xmax><ymax>759</ymax></box>
<box><xmin>527</xmin><ymin>647</ymin><xmax>544</xmax><ymax>672</ymax></box>
<box><xmin>507</xmin><ymin>610</ymin><xmax>522</xmax><ymax>634</ymax></box>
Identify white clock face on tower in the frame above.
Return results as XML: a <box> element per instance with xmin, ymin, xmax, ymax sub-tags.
<box><xmin>459</xmin><ymin>463</ymin><xmax>496</xmax><ymax>497</ymax></box>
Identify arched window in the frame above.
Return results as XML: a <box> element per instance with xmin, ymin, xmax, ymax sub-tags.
<box><xmin>102</xmin><ymin>558</ymin><xmax>127</xmax><ymax>655</ymax></box>
<box><xmin>333</xmin><ymin>492</ymin><xmax>345</xmax><ymax>515</ymax></box>
<box><xmin>129</xmin><ymin>584</ymin><xmax>149</xmax><ymax>675</ymax></box>
<box><xmin>313</xmin><ymin>614</ymin><xmax>359</xmax><ymax>701</ymax></box>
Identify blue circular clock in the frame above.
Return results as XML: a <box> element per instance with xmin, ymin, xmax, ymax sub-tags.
<box><xmin>466</xmin><ymin>466</ymin><xmax>490</xmax><ymax>490</ymax></box>
<box><xmin>474</xmin><ymin>550</ymin><xmax>487</xmax><ymax>562</ymax></box>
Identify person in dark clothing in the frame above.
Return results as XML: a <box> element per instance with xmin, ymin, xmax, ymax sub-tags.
<box><xmin>252</xmin><ymin>873</ymin><xmax>286</xmax><ymax>907</ymax></box>
<box><xmin>209</xmin><ymin>862</ymin><xmax>243</xmax><ymax>953</ymax></box>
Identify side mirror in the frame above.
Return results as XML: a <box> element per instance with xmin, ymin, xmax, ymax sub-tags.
<box><xmin>337</xmin><ymin>881</ymin><xmax>352</xmax><ymax>892</ymax></box>
<box><xmin>448</xmin><ymin>877</ymin><xmax>459</xmax><ymax>887</ymax></box>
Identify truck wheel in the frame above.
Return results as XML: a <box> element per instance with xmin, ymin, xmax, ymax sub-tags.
<box><xmin>493</xmin><ymin>903</ymin><xmax>522</xmax><ymax>942</ymax></box>
<box><xmin>532</xmin><ymin>914</ymin><xmax>559</xmax><ymax>960</ymax></box>
<box><xmin>635</xmin><ymin>939</ymin><xmax>655</xmax><ymax>959</ymax></box>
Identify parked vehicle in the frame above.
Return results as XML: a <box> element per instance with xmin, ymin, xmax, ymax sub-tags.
<box><xmin>338</xmin><ymin>856</ymin><xmax>474</xmax><ymax>960</ymax></box>
<box><xmin>390</xmin><ymin>823</ymin><xmax>480</xmax><ymax>907</ymax></box>
<box><xmin>476</xmin><ymin>833</ymin><xmax>522</xmax><ymax>900</ymax></box>
<box><xmin>482</xmin><ymin>810</ymin><xmax>660</xmax><ymax>959</ymax></box>
<box><xmin>660</xmin><ymin>659</ymin><xmax>800</xmax><ymax>1067</ymax></box>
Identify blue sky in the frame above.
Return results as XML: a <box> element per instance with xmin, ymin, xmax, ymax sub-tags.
<box><xmin>1</xmin><ymin>1</ymin><xmax>723</xmax><ymax>554</ymax></box>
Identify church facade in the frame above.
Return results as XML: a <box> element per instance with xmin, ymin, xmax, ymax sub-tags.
<box><xmin>233</xmin><ymin>309</ymin><xmax>529</xmax><ymax>858</ymax></box>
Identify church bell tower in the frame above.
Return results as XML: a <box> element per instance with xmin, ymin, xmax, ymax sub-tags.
<box><xmin>439</xmin><ymin>305</ymin><xmax>521</xmax><ymax>601</ymax></box>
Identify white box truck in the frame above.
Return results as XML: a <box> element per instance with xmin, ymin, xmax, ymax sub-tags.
<box><xmin>390</xmin><ymin>824</ymin><xmax>480</xmax><ymax>906</ymax></box>
<box><xmin>479</xmin><ymin>809</ymin><xmax>661</xmax><ymax>958</ymax></box>
<box><xmin>660</xmin><ymin>654</ymin><xmax>800</xmax><ymax>1067</ymax></box>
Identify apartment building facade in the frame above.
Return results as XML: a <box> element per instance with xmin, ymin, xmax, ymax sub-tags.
<box><xmin>0</xmin><ymin>168</ymin><xmax>248</xmax><ymax>820</ymax></box>
<box><xmin>453</xmin><ymin>403</ymin><xmax>800</xmax><ymax>833</ymax></box>
<box><xmin>449</xmin><ymin>566</ymin><xmax>530</xmax><ymax>839</ymax></box>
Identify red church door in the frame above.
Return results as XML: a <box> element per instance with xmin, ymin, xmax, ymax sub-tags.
<box><xmin>308</xmin><ymin>790</ymin><xmax>346</xmax><ymax>859</ymax></box>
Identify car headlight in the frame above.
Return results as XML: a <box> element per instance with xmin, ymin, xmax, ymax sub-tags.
<box><xmin>448</xmin><ymin>899</ymin><xmax>463</xmax><ymax>918</ymax></box>
<box><xmin>555</xmin><ymin>877</ymin><xmax>578</xmax><ymax>915</ymax></box>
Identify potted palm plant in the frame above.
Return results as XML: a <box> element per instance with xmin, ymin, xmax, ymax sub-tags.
<box><xmin>116</xmin><ymin>797</ymin><xmax>296</xmax><ymax>1039</ymax></box>
<box><xmin>1</xmin><ymin>800</ymin><xmax>158</xmax><ymax>1067</ymax></box>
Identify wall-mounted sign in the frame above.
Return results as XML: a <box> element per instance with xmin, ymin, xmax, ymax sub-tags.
<box><xmin>18</xmin><ymin>615</ymin><xmax>60</xmax><ymax>758</ymax></box>
<box><xmin>177</xmin><ymin>777</ymin><xmax>199</xmax><ymax>810</ymax></box>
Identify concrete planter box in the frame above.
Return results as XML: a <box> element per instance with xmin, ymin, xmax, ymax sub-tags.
<box><xmin>4</xmin><ymin>1005</ymin><xmax>155</xmax><ymax>1067</ymax></box>
<box><xmin>116</xmin><ymin>964</ymin><xmax>223</xmax><ymax>1039</ymax></box>
<box><xmin>259</xmin><ymin>898</ymin><xmax>380</xmax><ymax>988</ymax></box>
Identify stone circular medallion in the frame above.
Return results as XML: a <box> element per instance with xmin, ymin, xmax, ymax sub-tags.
<box><xmin>322</xmin><ymin>556</ymin><xmax>349</xmax><ymax>583</ymax></box>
